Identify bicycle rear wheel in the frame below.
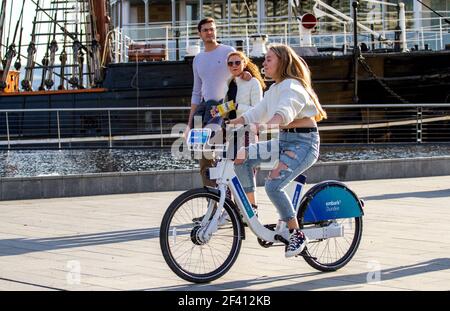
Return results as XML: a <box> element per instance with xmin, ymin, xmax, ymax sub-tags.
<box><xmin>160</xmin><ymin>188</ymin><xmax>243</xmax><ymax>283</ymax></box>
<box><xmin>302</xmin><ymin>217</ymin><xmax>363</xmax><ymax>271</ymax></box>
<box><xmin>299</xmin><ymin>181</ymin><xmax>364</xmax><ymax>272</ymax></box>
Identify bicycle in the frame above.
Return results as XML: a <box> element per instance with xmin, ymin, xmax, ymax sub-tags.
<box><xmin>160</xmin><ymin>128</ymin><xmax>364</xmax><ymax>283</ymax></box>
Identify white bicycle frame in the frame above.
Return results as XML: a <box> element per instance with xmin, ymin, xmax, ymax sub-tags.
<box><xmin>187</xmin><ymin>128</ymin><xmax>345</xmax><ymax>244</ymax></box>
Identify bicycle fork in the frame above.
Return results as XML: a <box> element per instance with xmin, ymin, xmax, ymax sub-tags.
<box><xmin>197</xmin><ymin>183</ymin><xmax>228</xmax><ymax>243</ymax></box>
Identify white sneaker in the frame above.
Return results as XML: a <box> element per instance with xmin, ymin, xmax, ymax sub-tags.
<box><xmin>217</xmin><ymin>211</ymin><xmax>231</xmax><ymax>226</ymax></box>
<box><xmin>285</xmin><ymin>230</ymin><xmax>309</xmax><ymax>258</ymax></box>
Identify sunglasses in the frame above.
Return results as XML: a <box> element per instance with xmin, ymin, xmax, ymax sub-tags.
<box><xmin>201</xmin><ymin>27</ymin><xmax>216</xmax><ymax>33</ymax></box>
<box><xmin>227</xmin><ymin>60</ymin><xmax>242</xmax><ymax>67</ymax></box>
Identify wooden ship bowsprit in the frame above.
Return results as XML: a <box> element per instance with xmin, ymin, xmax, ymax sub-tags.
<box><xmin>0</xmin><ymin>0</ymin><xmax>449</xmax><ymax>148</ymax></box>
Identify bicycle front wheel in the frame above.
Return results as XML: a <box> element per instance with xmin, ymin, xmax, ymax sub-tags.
<box><xmin>159</xmin><ymin>188</ymin><xmax>243</xmax><ymax>283</ymax></box>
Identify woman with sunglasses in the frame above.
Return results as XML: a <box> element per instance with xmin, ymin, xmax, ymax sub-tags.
<box><xmin>224</xmin><ymin>51</ymin><xmax>266</xmax><ymax>120</ymax></box>
<box><xmin>227</xmin><ymin>44</ymin><xmax>327</xmax><ymax>257</ymax></box>
<box><xmin>213</xmin><ymin>51</ymin><xmax>266</xmax><ymax>213</ymax></box>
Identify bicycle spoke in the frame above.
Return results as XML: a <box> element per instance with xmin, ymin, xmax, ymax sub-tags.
<box><xmin>305</xmin><ymin>217</ymin><xmax>359</xmax><ymax>267</ymax></box>
<box><xmin>162</xmin><ymin>192</ymin><xmax>241</xmax><ymax>280</ymax></box>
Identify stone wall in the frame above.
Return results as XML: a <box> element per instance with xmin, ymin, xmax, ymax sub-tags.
<box><xmin>1</xmin><ymin>156</ymin><xmax>449</xmax><ymax>201</ymax></box>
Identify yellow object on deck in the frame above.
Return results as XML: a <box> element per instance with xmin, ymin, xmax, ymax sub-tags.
<box><xmin>0</xmin><ymin>71</ymin><xmax>20</xmax><ymax>93</ymax></box>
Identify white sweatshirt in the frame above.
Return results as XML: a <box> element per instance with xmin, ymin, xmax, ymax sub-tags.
<box><xmin>242</xmin><ymin>78</ymin><xmax>319</xmax><ymax>126</ymax></box>
<box><xmin>224</xmin><ymin>77</ymin><xmax>263</xmax><ymax>117</ymax></box>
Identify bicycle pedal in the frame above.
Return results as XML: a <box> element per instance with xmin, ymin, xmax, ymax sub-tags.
<box><xmin>274</xmin><ymin>234</ymin><xmax>289</xmax><ymax>245</ymax></box>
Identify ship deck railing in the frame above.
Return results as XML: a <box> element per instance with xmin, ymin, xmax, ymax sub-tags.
<box><xmin>1</xmin><ymin>104</ymin><xmax>450</xmax><ymax>149</ymax></box>
<box><xmin>113</xmin><ymin>11</ymin><xmax>450</xmax><ymax>62</ymax></box>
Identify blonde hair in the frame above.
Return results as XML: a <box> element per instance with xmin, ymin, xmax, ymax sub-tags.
<box><xmin>227</xmin><ymin>51</ymin><xmax>266</xmax><ymax>90</ymax></box>
<box><xmin>268</xmin><ymin>44</ymin><xmax>327</xmax><ymax>122</ymax></box>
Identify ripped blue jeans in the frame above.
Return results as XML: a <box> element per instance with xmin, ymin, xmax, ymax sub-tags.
<box><xmin>234</xmin><ymin>131</ymin><xmax>320</xmax><ymax>221</ymax></box>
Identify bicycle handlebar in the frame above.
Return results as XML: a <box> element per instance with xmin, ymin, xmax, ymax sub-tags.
<box><xmin>187</xmin><ymin>124</ymin><xmax>244</xmax><ymax>160</ymax></box>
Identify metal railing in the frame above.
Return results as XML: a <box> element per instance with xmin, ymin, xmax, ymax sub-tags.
<box><xmin>116</xmin><ymin>12</ymin><xmax>450</xmax><ymax>62</ymax></box>
<box><xmin>1</xmin><ymin>104</ymin><xmax>450</xmax><ymax>149</ymax></box>
<box><xmin>110</xmin><ymin>29</ymin><xmax>134</xmax><ymax>63</ymax></box>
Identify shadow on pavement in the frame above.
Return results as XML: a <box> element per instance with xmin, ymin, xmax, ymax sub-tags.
<box><xmin>0</xmin><ymin>228</ymin><xmax>161</xmax><ymax>256</ymax></box>
<box><xmin>362</xmin><ymin>189</ymin><xmax>450</xmax><ymax>201</ymax></box>
<box><xmin>141</xmin><ymin>258</ymin><xmax>450</xmax><ymax>291</ymax></box>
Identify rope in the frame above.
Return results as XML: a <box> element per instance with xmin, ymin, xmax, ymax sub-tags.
<box><xmin>357</xmin><ymin>52</ymin><xmax>410</xmax><ymax>104</ymax></box>
<box><xmin>415</xmin><ymin>0</ymin><xmax>450</xmax><ymax>25</ymax></box>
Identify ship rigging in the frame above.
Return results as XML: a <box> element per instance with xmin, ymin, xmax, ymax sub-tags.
<box><xmin>0</xmin><ymin>0</ymin><xmax>111</xmax><ymax>93</ymax></box>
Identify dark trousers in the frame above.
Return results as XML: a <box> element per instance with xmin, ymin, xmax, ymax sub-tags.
<box><xmin>199</xmin><ymin>155</ymin><xmax>216</xmax><ymax>187</ymax></box>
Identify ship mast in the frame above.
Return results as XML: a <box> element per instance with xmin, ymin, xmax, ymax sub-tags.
<box><xmin>0</xmin><ymin>0</ymin><xmax>25</xmax><ymax>91</ymax></box>
<box><xmin>92</xmin><ymin>0</ymin><xmax>110</xmax><ymax>63</ymax></box>
<box><xmin>58</xmin><ymin>8</ymin><xmax>69</xmax><ymax>90</ymax></box>
<box><xmin>21</xmin><ymin>0</ymin><xmax>40</xmax><ymax>91</ymax></box>
<box><xmin>0</xmin><ymin>0</ymin><xmax>7</xmax><ymax>68</ymax></box>
<box><xmin>13</xmin><ymin>18</ymin><xmax>23</xmax><ymax>71</ymax></box>
<box><xmin>69</xmin><ymin>1</ymin><xmax>81</xmax><ymax>89</ymax></box>
<box><xmin>2</xmin><ymin>0</ymin><xmax>12</xmax><ymax>69</ymax></box>
<box><xmin>38</xmin><ymin>42</ymin><xmax>50</xmax><ymax>90</ymax></box>
<box><xmin>45</xmin><ymin>12</ymin><xmax>59</xmax><ymax>90</ymax></box>
<box><xmin>79</xmin><ymin>29</ymin><xmax>85</xmax><ymax>89</ymax></box>
<box><xmin>86</xmin><ymin>0</ymin><xmax>103</xmax><ymax>86</ymax></box>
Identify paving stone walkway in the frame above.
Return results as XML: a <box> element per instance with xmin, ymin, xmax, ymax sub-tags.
<box><xmin>0</xmin><ymin>176</ymin><xmax>449</xmax><ymax>291</ymax></box>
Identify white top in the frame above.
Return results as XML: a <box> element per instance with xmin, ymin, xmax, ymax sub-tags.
<box><xmin>242</xmin><ymin>79</ymin><xmax>319</xmax><ymax>126</ymax></box>
<box><xmin>191</xmin><ymin>44</ymin><xmax>235</xmax><ymax>105</ymax></box>
<box><xmin>224</xmin><ymin>77</ymin><xmax>263</xmax><ymax>117</ymax></box>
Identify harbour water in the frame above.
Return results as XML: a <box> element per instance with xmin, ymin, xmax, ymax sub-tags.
<box><xmin>1</xmin><ymin>144</ymin><xmax>449</xmax><ymax>178</ymax></box>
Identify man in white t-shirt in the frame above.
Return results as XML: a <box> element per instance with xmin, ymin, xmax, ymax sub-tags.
<box><xmin>185</xmin><ymin>18</ymin><xmax>250</xmax><ymax>187</ymax></box>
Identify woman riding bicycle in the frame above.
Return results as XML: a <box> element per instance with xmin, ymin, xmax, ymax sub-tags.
<box><xmin>227</xmin><ymin>44</ymin><xmax>327</xmax><ymax>257</ymax></box>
